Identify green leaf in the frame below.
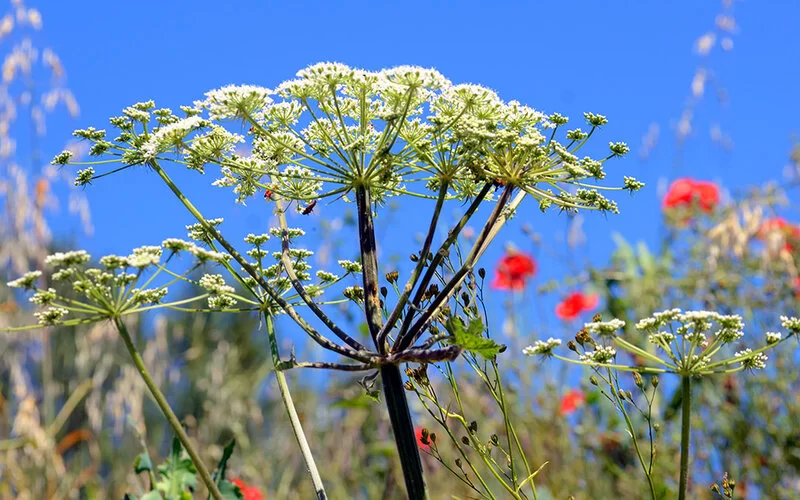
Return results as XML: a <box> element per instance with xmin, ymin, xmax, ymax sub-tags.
<box><xmin>156</xmin><ymin>436</ymin><xmax>197</xmax><ymax>498</ymax></box>
<box><xmin>446</xmin><ymin>317</ymin><xmax>504</xmax><ymax>359</ymax></box>
<box><xmin>134</xmin><ymin>452</ymin><xmax>154</xmax><ymax>474</ymax></box>
<box><xmin>213</xmin><ymin>439</ymin><xmax>236</xmax><ymax>485</ymax></box>
<box><xmin>219</xmin><ymin>479</ymin><xmax>245</xmax><ymax>500</ymax></box>
<box><xmin>331</xmin><ymin>393</ymin><xmax>376</xmax><ymax>409</ymax></box>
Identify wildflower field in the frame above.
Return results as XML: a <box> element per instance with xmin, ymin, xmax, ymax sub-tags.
<box><xmin>2</xmin><ymin>1</ymin><xmax>800</xmax><ymax>499</ymax></box>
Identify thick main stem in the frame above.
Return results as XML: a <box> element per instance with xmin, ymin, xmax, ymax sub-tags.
<box><xmin>355</xmin><ymin>185</ymin><xmax>426</xmax><ymax>499</ymax></box>
<box><xmin>678</xmin><ymin>376</ymin><xmax>692</xmax><ymax>500</ymax></box>
<box><xmin>381</xmin><ymin>364</ymin><xmax>426</xmax><ymax>500</ymax></box>
<box><xmin>113</xmin><ymin>317</ymin><xmax>224</xmax><ymax>500</ymax></box>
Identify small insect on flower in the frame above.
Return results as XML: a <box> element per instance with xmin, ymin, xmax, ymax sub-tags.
<box><xmin>264</xmin><ymin>189</ymin><xmax>273</xmax><ymax>200</ymax></box>
<box><xmin>301</xmin><ymin>200</ymin><xmax>317</xmax><ymax>215</ymax></box>
<box><xmin>492</xmin><ymin>178</ymin><xmax>508</xmax><ymax>191</ymax></box>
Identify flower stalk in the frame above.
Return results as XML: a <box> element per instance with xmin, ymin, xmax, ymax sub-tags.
<box><xmin>678</xmin><ymin>375</ymin><xmax>692</xmax><ymax>500</ymax></box>
<box><xmin>113</xmin><ymin>316</ymin><xmax>224</xmax><ymax>500</ymax></box>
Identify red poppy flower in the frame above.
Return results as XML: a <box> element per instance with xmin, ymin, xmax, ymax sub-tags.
<box><xmin>560</xmin><ymin>389</ymin><xmax>586</xmax><ymax>415</ymax></box>
<box><xmin>662</xmin><ymin>178</ymin><xmax>720</xmax><ymax>212</ymax></box>
<box><xmin>491</xmin><ymin>251</ymin><xmax>537</xmax><ymax>291</ymax></box>
<box><xmin>231</xmin><ymin>478</ymin><xmax>264</xmax><ymax>500</ymax></box>
<box><xmin>415</xmin><ymin>426</ymin><xmax>430</xmax><ymax>452</ymax></box>
<box><xmin>758</xmin><ymin>217</ymin><xmax>800</xmax><ymax>252</ymax></box>
<box><xmin>794</xmin><ymin>276</ymin><xmax>800</xmax><ymax>299</ymax></box>
<box><xmin>555</xmin><ymin>291</ymin><xmax>599</xmax><ymax>321</ymax></box>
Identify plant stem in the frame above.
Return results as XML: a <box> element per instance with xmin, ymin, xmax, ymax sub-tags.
<box><xmin>679</xmin><ymin>375</ymin><xmax>692</xmax><ymax>500</ymax></box>
<box><xmin>381</xmin><ymin>364</ymin><xmax>427</xmax><ymax>500</ymax></box>
<box><xmin>353</xmin><ymin>185</ymin><xmax>426</xmax><ymax>498</ymax></box>
<box><xmin>275</xmin><ymin>370</ymin><xmax>328</xmax><ymax>499</ymax></box>
<box><xmin>112</xmin><ymin>317</ymin><xmax>224</xmax><ymax>500</ymax></box>
<box><xmin>266</xmin><ymin>315</ymin><xmax>328</xmax><ymax>499</ymax></box>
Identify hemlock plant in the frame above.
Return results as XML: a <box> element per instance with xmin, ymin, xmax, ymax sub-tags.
<box><xmin>10</xmin><ymin>62</ymin><xmax>643</xmax><ymax>499</ymax></box>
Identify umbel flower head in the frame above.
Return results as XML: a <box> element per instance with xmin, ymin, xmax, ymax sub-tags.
<box><xmin>525</xmin><ymin>309</ymin><xmax>799</xmax><ymax>377</ymax></box>
<box><xmin>3</xmin><ymin>229</ymin><xmax>351</xmax><ymax>329</ymax></box>
<box><xmin>58</xmin><ymin>62</ymin><xmax>641</xmax><ymax>214</ymax></box>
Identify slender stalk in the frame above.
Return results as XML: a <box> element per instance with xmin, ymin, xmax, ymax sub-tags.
<box><xmin>150</xmin><ymin>162</ymin><xmax>373</xmax><ymax>363</ymax></box>
<box><xmin>112</xmin><ymin>317</ymin><xmax>224</xmax><ymax>500</ymax></box>
<box><xmin>608</xmin><ymin>369</ymin><xmax>657</xmax><ymax>500</ymax></box>
<box><xmin>264</xmin><ymin>315</ymin><xmax>327</xmax><ymax>498</ymax></box>
<box><xmin>381</xmin><ymin>364</ymin><xmax>427</xmax><ymax>500</ymax></box>
<box><xmin>275</xmin><ymin>370</ymin><xmax>328</xmax><ymax>499</ymax></box>
<box><xmin>678</xmin><ymin>375</ymin><xmax>692</xmax><ymax>500</ymax></box>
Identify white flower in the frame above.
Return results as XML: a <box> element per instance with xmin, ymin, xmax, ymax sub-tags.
<box><xmin>34</xmin><ymin>307</ymin><xmax>69</xmax><ymax>325</ymax></box>
<box><xmin>579</xmin><ymin>346</ymin><xmax>617</xmax><ymax>364</ymax></box>
<box><xmin>142</xmin><ymin>116</ymin><xmax>206</xmax><ymax>159</ymax></box>
<box><xmin>765</xmin><ymin>331</ymin><xmax>782</xmax><ymax>344</ymax></box>
<box><xmin>7</xmin><ymin>270</ymin><xmax>42</xmax><ymax>289</ymax></box>
<box><xmin>734</xmin><ymin>349</ymin><xmax>768</xmax><ymax>370</ymax></box>
<box><xmin>45</xmin><ymin>250</ymin><xmax>91</xmax><ymax>267</ymax></box>
<box><xmin>583</xmin><ymin>318</ymin><xmax>625</xmax><ymax>336</ymax></box>
<box><xmin>316</xmin><ymin>270</ymin><xmax>339</xmax><ymax>282</ymax></box>
<box><xmin>161</xmin><ymin>238</ymin><xmax>197</xmax><ymax>253</ymax></box>
<box><xmin>195</xmin><ymin>84</ymin><xmax>272</xmax><ymax>120</ymax></box>
<box><xmin>244</xmin><ymin>233</ymin><xmax>270</xmax><ymax>245</ymax></box>
<box><xmin>127</xmin><ymin>246</ymin><xmax>162</xmax><ymax>268</ymax></box>
<box><xmin>522</xmin><ymin>338</ymin><xmax>561</xmax><ymax>356</ymax></box>
<box><xmin>30</xmin><ymin>288</ymin><xmax>57</xmax><ymax>305</ymax></box>
<box><xmin>780</xmin><ymin>316</ymin><xmax>800</xmax><ymax>334</ymax></box>
<box><xmin>198</xmin><ymin>274</ymin><xmax>235</xmax><ymax>295</ymax></box>
<box><xmin>269</xmin><ymin>227</ymin><xmax>305</xmax><ymax>239</ymax></box>
<box><xmin>338</xmin><ymin>259</ymin><xmax>362</xmax><ymax>273</ymax></box>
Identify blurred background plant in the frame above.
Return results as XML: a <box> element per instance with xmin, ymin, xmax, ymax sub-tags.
<box><xmin>2</xmin><ymin>0</ymin><xmax>800</xmax><ymax>499</ymax></box>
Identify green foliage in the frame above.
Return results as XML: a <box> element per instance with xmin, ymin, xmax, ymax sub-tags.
<box><xmin>445</xmin><ymin>316</ymin><xmax>505</xmax><ymax>359</ymax></box>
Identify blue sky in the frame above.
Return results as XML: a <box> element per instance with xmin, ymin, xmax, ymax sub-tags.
<box><xmin>24</xmin><ymin>1</ymin><xmax>800</xmax><ymax>331</ymax></box>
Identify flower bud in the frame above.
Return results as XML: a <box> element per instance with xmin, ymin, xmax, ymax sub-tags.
<box><xmin>651</xmin><ymin>376</ymin><xmax>659</xmax><ymax>388</ymax></box>
<box><xmin>633</xmin><ymin>372</ymin><xmax>644</xmax><ymax>388</ymax></box>
<box><xmin>386</xmin><ymin>270</ymin><xmax>399</xmax><ymax>283</ymax></box>
<box><xmin>567</xmin><ymin>340</ymin><xmax>578</xmax><ymax>352</ymax></box>
<box><xmin>461</xmin><ymin>436</ymin><xmax>470</xmax><ymax>445</ymax></box>
<box><xmin>410</xmin><ymin>253</ymin><xmax>419</xmax><ymax>262</ymax></box>
<box><xmin>478</xmin><ymin>268</ymin><xmax>486</xmax><ymax>279</ymax></box>
<box><xmin>589</xmin><ymin>376</ymin><xmax>599</xmax><ymax>386</ymax></box>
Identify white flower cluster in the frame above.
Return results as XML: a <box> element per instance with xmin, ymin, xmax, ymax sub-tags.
<box><xmin>33</xmin><ymin>307</ymin><xmax>69</xmax><ymax>326</ymax></box>
<box><xmin>338</xmin><ymin>259</ymin><xmax>363</xmax><ymax>274</ymax></box>
<box><xmin>44</xmin><ymin>250</ymin><xmax>91</xmax><ymax>267</ymax></box>
<box><xmin>7</xmin><ymin>270</ymin><xmax>42</xmax><ymax>289</ymax></box>
<box><xmin>579</xmin><ymin>346</ymin><xmax>617</xmax><ymax>364</ymax></box>
<box><xmin>780</xmin><ymin>316</ymin><xmax>800</xmax><ymax>335</ymax></box>
<box><xmin>583</xmin><ymin>318</ymin><xmax>625</xmax><ymax>336</ymax></box>
<box><xmin>127</xmin><ymin>246</ymin><xmax>162</xmax><ymax>268</ymax></box>
<box><xmin>522</xmin><ymin>338</ymin><xmax>561</xmax><ymax>357</ymax></box>
<box><xmin>269</xmin><ymin>227</ymin><xmax>305</xmax><ymax>239</ymax></box>
<box><xmin>198</xmin><ymin>274</ymin><xmax>237</xmax><ymax>310</ymax></box>
<box><xmin>142</xmin><ymin>115</ymin><xmax>207</xmax><ymax>160</ymax></box>
<box><xmin>734</xmin><ymin>349</ymin><xmax>768</xmax><ymax>370</ymax></box>
<box><xmin>194</xmin><ymin>84</ymin><xmax>273</xmax><ymax>120</ymax></box>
